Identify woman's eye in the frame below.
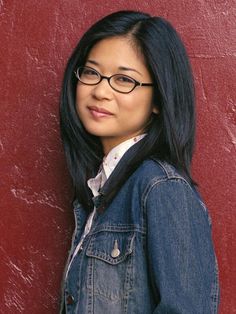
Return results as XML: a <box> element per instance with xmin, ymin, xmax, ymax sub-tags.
<box><xmin>83</xmin><ymin>69</ymin><xmax>97</xmax><ymax>76</ymax></box>
<box><xmin>116</xmin><ymin>75</ymin><xmax>134</xmax><ymax>84</ymax></box>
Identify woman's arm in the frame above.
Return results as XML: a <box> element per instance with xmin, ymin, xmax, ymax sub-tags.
<box><xmin>145</xmin><ymin>179</ymin><xmax>219</xmax><ymax>314</ymax></box>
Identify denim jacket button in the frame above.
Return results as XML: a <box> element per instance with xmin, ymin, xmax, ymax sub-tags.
<box><xmin>111</xmin><ymin>240</ymin><xmax>120</xmax><ymax>258</ymax></box>
<box><xmin>66</xmin><ymin>295</ymin><xmax>75</xmax><ymax>305</ymax></box>
<box><xmin>111</xmin><ymin>248</ymin><xmax>120</xmax><ymax>258</ymax></box>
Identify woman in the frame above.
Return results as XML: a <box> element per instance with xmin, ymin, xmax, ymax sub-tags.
<box><xmin>59</xmin><ymin>10</ymin><xmax>220</xmax><ymax>313</ymax></box>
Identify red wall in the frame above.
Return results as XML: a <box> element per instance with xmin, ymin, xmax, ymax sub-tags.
<box><xmin>0</xmin><ymin>1</ymin><xmax>235</xmax><ymax>313</ymax></box>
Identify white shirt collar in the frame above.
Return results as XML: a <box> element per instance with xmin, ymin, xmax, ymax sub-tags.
<box><xmin>87</xmin><ymin>134</ymin><xmax>146</xmax><ymax>197</ymax></box>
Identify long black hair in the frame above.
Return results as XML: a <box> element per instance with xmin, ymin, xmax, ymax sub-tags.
<box><xmin>60</xmin><ymin>10</ymin><xmax>196</xmax><ymax>211</ymax></box>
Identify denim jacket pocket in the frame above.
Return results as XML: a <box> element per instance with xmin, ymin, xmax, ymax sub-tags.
<box><xmin>85</xmin><ymin>230</ymin><xmax>135</xmax><ymax>301</ymax></box>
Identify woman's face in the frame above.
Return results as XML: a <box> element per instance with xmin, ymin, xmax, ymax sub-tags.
<box><xmin>76</xmin><ymin>36</ymin><xmax>157</xmax><ymax>154</ymax></box>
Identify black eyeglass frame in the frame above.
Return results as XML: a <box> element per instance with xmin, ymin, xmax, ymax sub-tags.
<box><xmin>74</xmin><ymin>66</ymin><xmax>154</xmax><ymax>94</ymax></box>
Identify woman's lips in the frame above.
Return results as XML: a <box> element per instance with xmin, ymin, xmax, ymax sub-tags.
<box><xmin>88</xmin><ymin>106</ymin><xmax>114</xmax><ymax>118</ymax></box>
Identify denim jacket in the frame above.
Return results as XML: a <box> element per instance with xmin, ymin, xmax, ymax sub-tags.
<box><xmin>60</xmin><ymin>159</ymin><xmax>220</xmax><ymax>314</ymax></box>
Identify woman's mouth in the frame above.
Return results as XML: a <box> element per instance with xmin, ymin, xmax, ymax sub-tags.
<box><xmin>88</xmin><ymin>106</ymin><xmax>114</xmax><ymax>118</ymax></box>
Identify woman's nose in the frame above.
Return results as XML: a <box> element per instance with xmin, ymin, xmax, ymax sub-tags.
<box><xmin>91</xmin><ymin>78</ymin><xmax>113</xmax><ymax>100</ymax></box>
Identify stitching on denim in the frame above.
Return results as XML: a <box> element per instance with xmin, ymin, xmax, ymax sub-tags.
<box><xmin>89</xmin><ymin>224</ymin><xmax>145</xmax><ymax>235</ymax></box>
<box><xmin>86</xmin><ymin>232</ymin><xmax>135</xmax><ymax>265</ymax></box>
<box><xmin>152</xmin><ymin>159</ymin><xmax>177</xmax><ymax>178</ymax></box>
<box><xmin>141</xmin><ymin>176</ymin><xmax>191</xmax><ymax>214</ymax></box>
<box><xmin>151</xmin><ymin>159</ymin><xmax>210</xmax><ymax>214</ymax></box>
<box><xmin>123</xmin><ymin>234</ymin><xmax>135</xmax><ymax>313</ymax></box>
<box><xmin>84</xmin><ymin>254</ymin><xmax>94</xmax><ymax>314</ymax></box>
<box><xmin>87</xmin><ymin>234</ymin><xmax>135</xmax><ymax>304</ymax></box>
<box><xmin>211</xmin><ymin>255</ymin><xmax>220</xmax><ymax>313</ymax></box>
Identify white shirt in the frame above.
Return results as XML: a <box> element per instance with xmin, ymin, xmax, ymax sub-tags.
<box><xmin>66</xmin><ymin>134</ymin><xmax>145</xmax><ymax>277</ymax></box>
<box><xmin>87</xmin><ymin>134</ymin><xmax>146</xmax><ymax>196</ymax></box>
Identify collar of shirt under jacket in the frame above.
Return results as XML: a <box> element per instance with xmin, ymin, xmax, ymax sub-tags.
<box><xmin>87</xmin><ymin>134</ymin><xmax>146</xmax><ymax>197</ymax></box>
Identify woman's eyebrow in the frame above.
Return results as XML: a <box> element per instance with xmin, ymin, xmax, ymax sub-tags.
<box><xmin>118</xmin><ymin>66</ymin><xmax>142</xmax><ymax>76</ymax></box>
<box><xmin>86</xmin><ymin>59</ymin><xmax>99</xmax><ymax>66</ymax></box>
<box><xmin>86</xmin><ymin>59</ymin><xmax>142</xmax><ymax>76</ymax></box>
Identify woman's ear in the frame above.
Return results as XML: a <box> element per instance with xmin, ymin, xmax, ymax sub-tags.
<box><xmin>152</xmin><ymin>106</ymin><xmax>159</xmax><ymax>114</ymax></box>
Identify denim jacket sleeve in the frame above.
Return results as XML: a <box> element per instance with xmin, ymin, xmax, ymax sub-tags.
<box><xmin>145</xmin><ymin>178</ymin><xmax>219</xmax><ymax>314</ymax></box>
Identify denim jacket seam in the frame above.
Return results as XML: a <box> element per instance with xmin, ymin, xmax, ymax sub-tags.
<box><xmin>60</xmin><ymin>208</ymin><xmax>78</xmax><ymax>312</ymax></box>
<box><xmin>141</xmin><ymin>173</ymin><xmax>211</xmax><ymax>226</ymax></box>
<box><xmin>212</xmin><ymin>255</ymin><xmax>220</xmax><ymax>313</ymax></box>
<box><xmin>89</xmin><ymin>224</ymin><xmax>145</xmax><ymax>235</ymax></box>
<box><xmin>141</xmin><ymin>175</ymin><xmax>190</xmax><ymax>212</ymax></box>
<box><xmin>151</xmin><ymin>159</ymin><xmax>177</xmax><ymax>177</ymax></box>
<box><xmin>149</xmin><ymin>159</ymin><xmax>210</xmax><ymax>213</ymax></box>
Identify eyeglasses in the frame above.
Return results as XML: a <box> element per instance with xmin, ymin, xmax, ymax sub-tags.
<box><xmin>74</xmin><ymin>66</ymin><xmax>153</xmax><ymax>94</ymax></box>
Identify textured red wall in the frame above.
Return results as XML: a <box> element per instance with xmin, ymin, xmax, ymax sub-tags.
<box><xmin>0</xmin><ymin>1</ymin><xmax>235</xmax><ymax>313</ymax></box>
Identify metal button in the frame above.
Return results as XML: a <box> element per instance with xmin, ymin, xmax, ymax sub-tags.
<box><xmin>66</xmin><ymin>295</ymin><xmax>75</xmax><ymax>305</ymax></box>
<box><xmin>111</xmin><ymin>240</ymin><xmax>120</xmax><ymax>258</ymax></box>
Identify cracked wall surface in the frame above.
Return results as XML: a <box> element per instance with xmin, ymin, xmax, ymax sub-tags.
<box><xmin>0</xmin><ymin>1</ymin><xmax>235</xmax><ymax>313</ymax></box>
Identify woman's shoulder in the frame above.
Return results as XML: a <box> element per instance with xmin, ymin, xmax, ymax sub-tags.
<box><xmin>133</xmin><ymin>158</ymin><xmax>205</xmax><ymax>206</ymax></box>
<box><xmin>133</xmin><ymin>158</ymin><xmax>190</xmax><ymax>186</ymax></box>
<box><xmin>134</xmin><ymin>158</ymin><xmax>211</xmax><ymax>222</ymax></box>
